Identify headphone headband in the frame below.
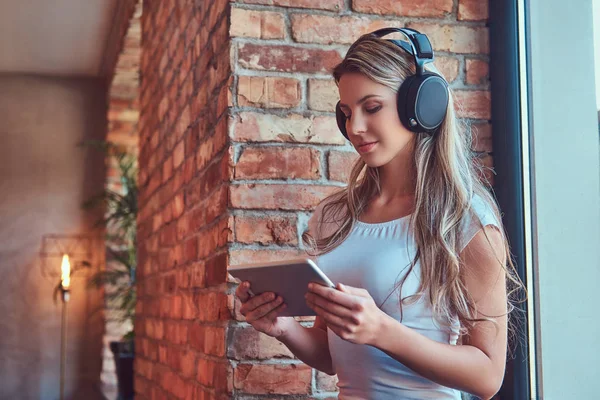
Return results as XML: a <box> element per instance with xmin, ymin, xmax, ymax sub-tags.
<box><xmin>370</xmin><ymin>27</ymin><xmax>434</xmax><ymax>75</ymax></box>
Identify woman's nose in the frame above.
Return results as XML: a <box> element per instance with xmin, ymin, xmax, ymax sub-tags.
<box><xmin>347</xmin><ymin>114</ymin><xmax>366</xmax><ymax>136</ymax></box>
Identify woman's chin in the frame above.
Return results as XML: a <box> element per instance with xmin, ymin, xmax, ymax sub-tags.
<box><xmin>361</xmin><ymin>155</ymin><xmax>385</xmax><ymax>169</ymax></box>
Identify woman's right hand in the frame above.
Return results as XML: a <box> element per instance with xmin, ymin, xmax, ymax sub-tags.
<box><xmin>235</xmin><ymin>281</ymin><xmax>292</xmax><ymax>339</ymax></box>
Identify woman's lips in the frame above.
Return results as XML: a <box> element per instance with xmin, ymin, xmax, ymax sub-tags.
<box><xmin>357</xmin><ymin>141</ymin><xmax>378</xmax><ymax>153</ymax></box>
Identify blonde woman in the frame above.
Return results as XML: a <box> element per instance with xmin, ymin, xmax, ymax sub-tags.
<box><xmin>235</xmin><ymin>28</ymin><xmax>524</xmax><ymax>400</ymax></box>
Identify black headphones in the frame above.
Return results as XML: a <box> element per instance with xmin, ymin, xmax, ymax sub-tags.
<box><xmin>335</xmin><ymin>28</ymin><xmax>449</xmax><ymax>139</ymax></box>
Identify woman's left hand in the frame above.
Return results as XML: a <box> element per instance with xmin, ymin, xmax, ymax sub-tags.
<box><xmin>305</xmin><ymin>282</ymin><xmax>388</xmax><ymax>346</ymax></box>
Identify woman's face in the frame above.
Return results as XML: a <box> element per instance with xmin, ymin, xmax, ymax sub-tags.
<box><xmin>338</xmin><ymin>73</ymin><xmax>414</xmax><ymax>167</ymax></box>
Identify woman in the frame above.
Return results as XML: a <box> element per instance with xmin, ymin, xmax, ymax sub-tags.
<box><xmin>235</xmin><ymin>28</ymin><xmax>524</xmax><ymax>400</ymax></box>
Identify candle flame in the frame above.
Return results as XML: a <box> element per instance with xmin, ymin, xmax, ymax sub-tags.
<box><xmin>61</xmin><ymin>254</ymin><xmax>71</xmax><ymax>289</ymax></box>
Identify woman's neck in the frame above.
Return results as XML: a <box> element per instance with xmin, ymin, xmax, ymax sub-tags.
<box><xmin>376</xmin><ymin>141</ymin><xmax>417</xmax><ymax>202</ymax></box>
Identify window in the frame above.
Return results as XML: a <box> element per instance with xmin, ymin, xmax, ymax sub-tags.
<box><xmin>491</xmin><ymin>0</ymin><xmax>600</xmax><ymax>398</ymax></box>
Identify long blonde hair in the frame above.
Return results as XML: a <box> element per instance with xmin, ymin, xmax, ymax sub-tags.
<box><xmin>302</xmin><ymin>33</ymin><xmax>525</xmax><ymax>343</ymax></box>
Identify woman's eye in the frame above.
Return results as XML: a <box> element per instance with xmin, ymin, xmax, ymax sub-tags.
<box><xmin>366</xmin><ymin>106</ymin><xmax>381</xmax><ymax>114</ymax></box>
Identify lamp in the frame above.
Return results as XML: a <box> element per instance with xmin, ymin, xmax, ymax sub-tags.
<box><xmin>59</xmin><ymin>254</ymin><xmax>70</xmax><ymax>400</ymax></box>
<box><xmin>39</xmin><ymin>234</ymin><xmax>93</xmax><ymax>400</ymax></box>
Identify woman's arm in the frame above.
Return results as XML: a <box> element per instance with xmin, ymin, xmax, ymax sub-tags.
<box><xmin>373</xmin><ymin>225</ymin><xmax>507</xmax><ymax>398</ymax></box>
<box><xmin>306</xmin><ymin>226</ymin><xmax>508</xmax><ymax>399</ymax></box>
<box><xmin>277</xmin><ymin>316</ymin><xmax>335</xmax><ymax>375</ymax></box>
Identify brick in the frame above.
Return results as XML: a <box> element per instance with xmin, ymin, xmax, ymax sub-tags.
<box><xmin>165</xmin><ymin>321</ymin><xmax>188</xmax><ymax>346</ymax></box>
<box><xmin>230</xmin><ymin>8</ymin><xmax>285</xmax><ymax>39</ymax></box>
<box><xmin>232</xmin><ymin>112</ymin><xmax>345</xmax><ymax>145</ymax></box>
<box><xmin>162</xmin><ymin>201</ymin><xmax>174</xmax><ymax>225</ymax></box>
<box><xmin>308</xmin><ymin>79</ymin><xmax>339</xmax><ymax>112</ymax></box>
<box><xmin>227</xmin><ymin>325</ymin><xmax>294</xmax><ymax>360</ymax></box>
<box><xmin>180</xmin><ymin>350</ymin><xmax>196</xmax><ymax>379</ymax></box>
<box><xmin>171</xmin><ymin>295</ymin><xmax>182</xmax><ymax>319</ymax></box>
<box><xmin>173</xmin><ymin>111</ymin><xmax>188</xmax><ymax>147</ymax></box>
<box><xmin>237</xmin><ymin>76</ymin><xmax>301</xmax><ymax>108</ymax></box>
<box><xmin>186</xmin><ymin>156</ymin><xmax>231</xmax><ymax>207</ymax></box>
<box><xmin>134</xmin><ymin>376</ymin><xmax>150</xmax><ymax>398</ymax></box>
<box><xmin>205</xmin><ymin>185</ymin><xmax>229</xmax><ymax>225</ymax></box>
<box><xmin>136</xmin><ymin>358</ymin><xmax>153</xmax><ymax>380</ymax></box>
<box><xmin>196</xmin><ymin>118</ymin><xmax>229</xmax><ymax>171</ymax></box>
<box><xmin>159</xmin><ymin>223</ymin><xmax>177</xmax><ymax>247</ymax></box>
<box><xmin>458</xmin><ymin>0</ymin><xmax>489</xmax><ymax>21</ymax></box>
<box><xmin>173</xmin><ymin>140</ymin><xmax>185</xmax><ymax>168</ymax></box>
<box><xmin>182</xmin><ymin>292</ymin><xmax>199</xmax><ymax>320</ymax></box>
<box><xmin>454</xmin><ymin>90</ymin><xmax>491</xmax><ymax>120</ymax></box>
<box><xmin>197</xmin><ymin>217</ymin><xmax>232</xmax><ymax>259</ymax></box>
<box><xmin>434</xmin><ymin>56</ymin><xmax>459</xmax><ymax>83</ymax></box>
<box><xmin>291</xmin><ymin>15</ymin><xmax>373</xmax><ymax>45</ymax></box>
<box><xmin>316</xmin><ymin>370</ymin><xmax>339</xmax><ymax>392</ymax></box>
<box><xmin>234</xmin><ymin>215</ymin><xmax>298</xmax><ymax>245</ymax></box>
<box><xmin>176</xmin><ymin>266</ymin><xmax>191</xmax><ymax>290</ymax></box>
<box><xmin>353</xmin><ymin>0</ymin><xmax>452</xmax><ymax>17</ymax></box>
<box><xmin>189</xmin><ymin>323</ymin><xmax>205</xmax><ymax>352</ymax></box>
<box><xmin>228</xmin><ymin>248</ymin><xmax>306</xmax><ymax>267</ymax></box>
<box><xmin>408</xmin><ymin>23</ymin><xmax>489</xmax><ymax>54</ymax></box>
<box><xmin>205</xmin><ymin>251</ymin><xmax>228</xmax><ymax>287</ymax></box>
<box><xmin>145</xmin><ymin>319</ymin><xmax>164</xmax><ymax>340</ymax></box>
<box><xmin>162</xmin><ymin>155</ymin><xmax>173</xmax><ymax>184</ymax></box>
<box><xmin>184</xmin><ymin>236</ymin><xmax>198</xmax><ymax>263</ymax></box>
<box><xmin>235</xmin><ymin>146</ymin><xmax>321</xmax><ymax>180</ymax></box>
<box><xmin>196</xmin><ymin>291</ymin><xmax>233</xmax><ymax>322</ymax></box>
<box><xmin>173</xmin><ymin>193</ymin><xmax>185</xmax><ymax>218</ymax></box>
<box><xmin>466</xmin><ymin>59</ymin><xmax>489</xmax><ymax>85</ymax></box>
<box><xmin>234</xmin><ymin>363</ymin><xmax>312</xmax><ymax>394</ymax></box>
<box><xmin>238</xmin><ymin>43</ymin><xmax>343</xmax><ymax>73</ymax></box>
<box><xmin>159</xmin><ymin>297</ymin><xmax>171</xmax><ymax>318</ymax></box>
<box><xmin>235</xmin><ymin>0</ymin><xmax>343</xmax><ymax>11</ymax></box>
<box><xmin>471</xmin><ymin>122</ymin><xmax>493</xmax><ymax>153</ymax></box>
<box><xmin>176</xmin><ymin>212</ymin><xmax>190</xmax><ymax>241</ymax></box>
<box><xmin>163</xmin><ymin>271</ymin><xmax>178</xmax><ymax>292</ymax></box>
<box><xmin>205</xmin><ymin>326</ymin><xmax>226</xmax><ymax>357</ymax></box>
<box><xmin>166</xmin><ymin>347</ymin><xmax>181</xmax><ymax>370</ymax></box>
<box><xmin>197</xmin><ymin>358</ymin><xmax>231</xmax><ymax>394</ymax></box>
<box><xmin>191</xmin><ymin>324</ymin><xmax>226</xmax><ymax>357</ymax></box>
<box><xmin>184</xmin><ymin>155</ymin><xmax>196</xmax><ymax>184</ymax></box>
<box><xmin>230</xmin><ymin>184</ymin><xmax>339</xmax><ymax>210</ymax></box>
<box><xmin>189</xmin><ymin>261</ymin><xmax>206</xmax><ymax>288</ymax></box>
<box><xmin>328</xmin><ymin>151</ymin><xmax>359</xmax><ymax>183</ymax></box>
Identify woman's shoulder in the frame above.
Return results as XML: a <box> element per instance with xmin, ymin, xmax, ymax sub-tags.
<box><xmin>458</xmin><ymin>191</ymin><xmax>503</xmax><ymax>251</ymax></box>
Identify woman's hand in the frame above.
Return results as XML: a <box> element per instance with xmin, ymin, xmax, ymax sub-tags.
<box><xmin>305</xmin><ymin>282</ymin><xmax>388</xmax><ymax>346</ymax></box>
<box><xmin>235</xmin><ymin>281</ymin><xmax>294</xmax><ymax>339</ymax></box>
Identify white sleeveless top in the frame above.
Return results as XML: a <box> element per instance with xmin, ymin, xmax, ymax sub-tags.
<box><xmin>307</xmin><ymin>194</ymin><xmax>500</xmax><ymax>400</ymax></box>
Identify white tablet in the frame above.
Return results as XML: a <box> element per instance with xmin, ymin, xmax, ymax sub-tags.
<box><xmin>228</xmin><ymin>258</ymin><xmax>335</xmax><ymax>317</ymax></box>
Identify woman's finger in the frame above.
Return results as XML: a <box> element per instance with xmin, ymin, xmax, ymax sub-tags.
<box><xmin>235</xmin><ymin>281</ymin><xmax>252</xmax><ymax>303</ymax></box>
<box><xmin>309</xmin><ymin>301</ymin><xmax>349</xmax><ymax>332</ymax></box>
<box><xmin>246</xmin><ymin>296</ymin><xmax>284</xmax><ymax>322</ymax></box>
<box><xmin>264</xmin><ymin>301</ymin><xmax>288</xmax><ymax>322</ymax></box>
<box><xmin>240</xmin><ymin>291</ymin><xmax>275</xmax><ymax>315</ymax></box>
<box><xmin>308</xmin><ymin>283</ymin><xmax>357</xmax><ymax>309</ymax></box>
<box><xmin>306</xmin><ymin>292</ymin><xmax>354</xmax><ymax>319</ymax></box>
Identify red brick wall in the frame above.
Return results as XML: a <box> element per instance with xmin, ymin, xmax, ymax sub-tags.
<box><xmin>134</xmin><ymin>0</ymin><xmax>491</xmax><ymax>398</ymax></box>
<box><xmin>135</xmin><ymin>0</ymin><xmax>232</xmax><ymax>398</ymax></box>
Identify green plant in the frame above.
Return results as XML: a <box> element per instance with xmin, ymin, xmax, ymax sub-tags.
<box><xmin>83</xmin><ymin>140</ymin><xmax>138</xmax><ymax>342</ymax></box>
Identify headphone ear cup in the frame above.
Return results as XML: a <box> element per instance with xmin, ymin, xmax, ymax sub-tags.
<box><xmin>413</xmin><ymin>73</ymin><xmax>448</xmax><ymax>131</ymax></box>
<box><xmin>396</xmin><ymin>76</ymin><xmax>417</xmax><ymax>132</ymax></box>
<box><xmin>397</xmin><ymin>73</ymin><xmax>448</xmax><ymax>133</ymax></box>
<box><xmin>335</xmin><ymin>101</ymin><xmax>349</xmax><ymax>140</ymax></box>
